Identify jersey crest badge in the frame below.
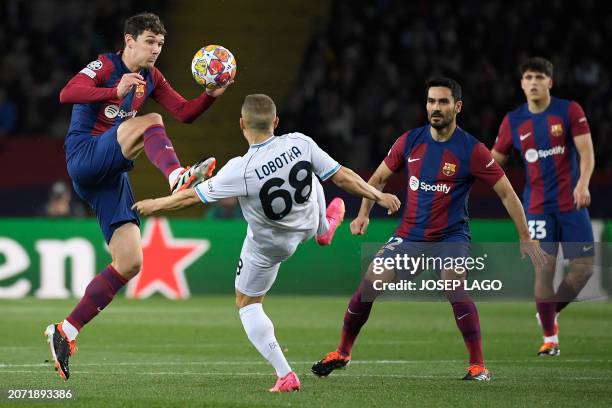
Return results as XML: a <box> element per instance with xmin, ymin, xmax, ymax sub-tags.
<box><xmin>135</xmin><ymin>84</ymin><xmax>145</xmax><ymax>98</ymax></box>
<box><xmin>442</xmin><ymin>162</ymin><xmax>456</xmax><ymax>176</ymax></box>
<box><xmin>550</xmin><ymin>123</ymin><xmax>564</xmax><ymax>137</ymax></box>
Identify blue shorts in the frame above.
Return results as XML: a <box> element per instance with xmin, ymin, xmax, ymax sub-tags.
<box><xmin>526</xmin><ymin>209</ymin><xmax>594</xmax><ymax>259</ymax></box>
<box><xmin>374</xmin><ymin>233</ymin><xmax>470</xmax><ymax>279</ymax></box>
<box><xmin>65</xmin><ymin>127</ymin><xmax>139</xmax><ymax>243</ymax></box>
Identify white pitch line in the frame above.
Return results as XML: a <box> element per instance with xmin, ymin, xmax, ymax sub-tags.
<box><xmin>1</xmin><ymin>359</ymin><xmax>612</xmax><ymax>369</ymax></box>
<box><xmin>0</xmin><ymin>370</ymin><xmax>609</xmax><ymax>381</ymax></box>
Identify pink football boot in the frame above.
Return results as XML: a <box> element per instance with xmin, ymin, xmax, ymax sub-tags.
<box><xmin>269</xmin><ymin>371</ymin><xmax>301</xmax><ymax>393</ymax></box>
<box><xmin>316</xmin><ymin>197</ymin><xmax>345</xmax><ymax>246</ymax></box>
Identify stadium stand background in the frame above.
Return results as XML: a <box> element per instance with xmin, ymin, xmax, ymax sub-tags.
<box><xmin>1</xmin><ymin>0</ymin><xmax>610</xmax><ymax>218</ymax></box>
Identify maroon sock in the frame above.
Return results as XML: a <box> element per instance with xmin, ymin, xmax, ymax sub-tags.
<box><xmin>535</xmin><ymin>297</ymin><xmax>557</xmax><ymax>336</ymax></box>
<box><xmin>143</xmin><ymin>124</ymin><xmax>181</xmax><ymax>179</ymax></box>
<box><xmin>66</xmin><ymin>265</ymin><xmax>128</xmax><ymax>331</ymax></box>
<box><xmin>555</xmin><ymin>279</ymin><xmax>579</xmax><ymax>313</ymax></box>
<box><xmin>337</xmin><ymin>279</ymin><xmax>379</xmax><ymax>356</ymax></box>
<box><xmin>447</xmin><ymin>290</ymin><xmax>483</xmax><ymax>366</ymax></box>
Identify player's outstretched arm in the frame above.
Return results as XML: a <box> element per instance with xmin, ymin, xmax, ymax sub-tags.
<box><xmin>492</xmin><ymin>176</ymin><xmax>549</xmax><ymax>268</ymax></box>
<box><xmin>342</xmin><ymin>161</ymin><xmax>396</xmax><ymax>235</ymax></box>
<box><xmin>132</xmin><ymin>189</ymin><xmax>201</xmax><ymax>216</ymax></box>
<box><xmin>152</xmin><ymin>77</ymin><xmax>233</xmax><ymax>124</ymax></box>
<box><xmin>330</xmin><ymin>165</ymin><xmax>400</xmax><ymax>216</ymax></box>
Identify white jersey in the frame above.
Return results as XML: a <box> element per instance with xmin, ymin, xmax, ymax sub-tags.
<box><xmin>195</xmin><ymin>132</ymin><xmax>340</xmax><ymax>255</ymax></box>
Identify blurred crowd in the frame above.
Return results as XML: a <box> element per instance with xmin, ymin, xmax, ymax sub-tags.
<box><xmin>278</xmin><ymin>0</ymin><xmax>612</xmax><ymax>169</ymax></box>
<box><xmin>0</xmin><ymin>0</ymin><xmax>165</xmax><ymax>138</ymax></box>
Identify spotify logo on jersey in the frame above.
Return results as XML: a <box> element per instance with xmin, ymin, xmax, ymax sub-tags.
<box><xmin>104</xmin><ymin>105</ymin><xmax>119</xmax><ymax>118</ymax></box>
<box><xmin>525</xmin><ymin>149</ymin><xmax>538</xmax><ymax>163</ymax></box>
<box><xmin>409</xmin><ymin>176</ymin><xmax>419</xmax><ymax>191</ymax></box>
<box><xmin>408</xmin><ymin>176</ymin><xmax>451</xmax><ymax>194</ymax></box>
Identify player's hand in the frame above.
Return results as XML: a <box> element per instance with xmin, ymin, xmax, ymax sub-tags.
<box><xmin>205</xmin><ymin>80</ymin><xmax>234</xmax><ymax>97</ymax></box>
<box><xmin>116</xmin><ymin>73</ymin><xmax>146</xmax><ymax>99</ymax></box>
<box><xmin>131</xmin><ymin>199</ymin><xmax>158</xmax><ymax>216</ymax></box>
<box><xmin>350</xmin><ymin>216</ymin><xmax>370</xmax><ymax>235</ymax></box>
<box><xmin>376</xmin><ymin>193</ymin><xmax>401</xmax><ymax>215</ymax></box>
<box><xmin>520</xmin><ymin>239</ymin><xmax>549</xmax><ymax>270</ymax></box>
<box><xmin>573</xmin><ymin>182</ymin><xmax>591</xmax><ymax>209</ymax></box>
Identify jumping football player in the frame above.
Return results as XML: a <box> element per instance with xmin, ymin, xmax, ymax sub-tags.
<box><xmin>45</xmin><ymin>12</ymin><xmax>231</xmax><ymax>380</ymax></box>
<box><xmin>132</xmin><ymin>94</ymin><xmax>401</xmax><ymax>392</ymax></box>
<box><xmin>492</xmin><ymin>57</ymin><xmax>595</xmax><ymax>356</ymax></box>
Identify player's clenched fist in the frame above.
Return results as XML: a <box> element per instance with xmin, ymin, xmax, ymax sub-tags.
<box><xmin>377</xmin><ymin>193</ymin><xmax>401</xmax><ymax>214</ymax></box>
<box><xmin>116</xmin><ymin>73</ymin><xmax>146</xmax><ymax>99</ymax></box>
<box><xmin>350</xmin><ymin>216</ymin><xmax>370</xmax><ymax>235</ymax></box>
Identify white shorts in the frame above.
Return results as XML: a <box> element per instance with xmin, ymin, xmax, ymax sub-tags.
<box><xmin>235</xmin><ymin>229</ymin><xmax>314</xmax><ymax>297</ymax></box>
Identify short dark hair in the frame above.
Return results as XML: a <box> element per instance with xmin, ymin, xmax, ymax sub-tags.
<box><xmin>519</xmin><ymin>57</ymin><xmax>553</xmax><ymax>78</ymax></box>
<box><xmin>425</xmin><ymin>77</ymin><xmax>462</xmax><ymax>102</ymax></box>
<box><xmin>124</xmin><ymin>12</ymin><xmax>166</xmax><ymax>38</ymax></box>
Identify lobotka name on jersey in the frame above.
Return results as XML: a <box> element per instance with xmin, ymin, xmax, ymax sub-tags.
<box><xmin>254</xmin><ymin>146</ymin><xmax>303</xmax><ymax>180</ymax></box>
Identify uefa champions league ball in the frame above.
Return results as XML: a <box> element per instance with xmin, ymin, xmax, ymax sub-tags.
<box><xmin>191</xmin><ymin>45</ymin><xmax>237</xmax><ymax>90</ymax></box>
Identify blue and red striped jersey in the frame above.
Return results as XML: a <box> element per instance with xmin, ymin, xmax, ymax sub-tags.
<box><xmin>384</xmin><ymin>125</ymin><xmax>504</xmax><ymax>241</ymax></box>
<box><xmin>61</xmin><ymin>52</ymin><xmax>215</xmax><ymax>138</ymax></box>
<box><xmin>493</xmin><ymin>97</ymin><xmax>590</xmax><ymax>214</ymax></box>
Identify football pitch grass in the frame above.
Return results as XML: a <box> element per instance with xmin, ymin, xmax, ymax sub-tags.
<box><xmin>1</xmin><ymin>297</ymin><xmax>611</xmax><ymax>407</ymax></box>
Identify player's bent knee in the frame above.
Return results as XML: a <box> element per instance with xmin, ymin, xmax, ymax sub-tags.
<box><xmin>570</xmin><ymin>257</ymin><xmax>594</xmax><ymax>279</ymax></box>
<box><xmin>235</xmin><ymin>292</ymin><xmax>264</xmax><ymax>309</ymax></box>
<box><xmin>113</xmin><ymin>259</ymin><xmax>142</xmax><ymax>280</ymax></box>
<box><xmin>144</xmin><ymin>112</ymin><xmax>164</xmax><ymax>126</ymax></box>
<box><xmin>235</xmin><ymin>297</ymin><xmax>252</xmax><ymax>309</ymax></box>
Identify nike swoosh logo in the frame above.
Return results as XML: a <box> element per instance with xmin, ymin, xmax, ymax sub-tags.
<box><xmin>165</xmin><ymin>145</ymin><xmax>174</xmax><ymax>150</ymax></box>
<box><xmin>347</xmin><ymin>308</ymin><xmax>359</xmax><ymax>315</ymax></box>
<box><xmin>407</xmin><ymin>157</ymin><xmax>420</xmax><ymax>163</ymax></box>
<box><xmin>486</xmin><ymin>158</ymin><xmax>495</xmax><ymax>168</ymax></box>
<box><xmin>519</xmin><ymin>132</ymin><xmax>531</xmax><ymax>141</ymax></box>
<box><xmin>457</xmin><ymin>313</ymin><xmax>471</xmax><ymax>320</ymax></box>
<box><xmin>583</xmin><ymin>245</ymin><xmax>593</xmax><ymax>252</ymax></box>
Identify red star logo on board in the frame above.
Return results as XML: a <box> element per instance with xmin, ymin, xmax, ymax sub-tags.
<box><xmin>126</xmin><ymin>217</ymin><xmax>209</xmax><ymax>299</ymax></box>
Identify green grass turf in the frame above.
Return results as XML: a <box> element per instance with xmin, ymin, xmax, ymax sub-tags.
<box><xmin>1</xmin><ymin>297</ymin><xmax>611</xmax><ymax>407</ymax></box>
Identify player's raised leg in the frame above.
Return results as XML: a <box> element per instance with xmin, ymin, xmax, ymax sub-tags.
<box><xmin>236</xmin><ymin>292</ymin><xmax>300</xmax><ymax>392</ymax></box>
<box><xmin>117</xmin><ymin>113</ymin><xmax>215</xmax><ymax>193</ymax></box>
<box><xmin>45</xmin><ymin>223</ymin><xmax>142</xmax><ymax>380</ymax></box>
<box><xmin>314</xmin><ymin>177</ymin><xmax>345</xmax><ymax>246</ymax></box>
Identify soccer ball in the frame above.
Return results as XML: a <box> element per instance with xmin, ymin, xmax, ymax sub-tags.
<box><xmin>191</xmin><ymin>45</ymin><xmax>237</xmax><ymax>90</ymax></box>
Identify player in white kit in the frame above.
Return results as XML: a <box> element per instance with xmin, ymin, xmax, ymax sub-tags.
<box><xmin>133</xmin><ymin>94</ymin><xmax>401</xmax><ymax>392</ymax></box>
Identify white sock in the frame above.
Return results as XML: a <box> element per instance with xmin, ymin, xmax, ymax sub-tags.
<box><xmin>239</xmin><ymin>303</ymin><xmax>291</xmax><ymax>378</ymax></box>
<box><xmin>544</xmin><ymin>334</ymin><xmax>559</xmax><ymax>344</ymax></box>
<box><xmin>61</xmin><ymin>319</ymin><xmax>79</xmax><ymax>341</ymax></box>
<box><xmin>314</xmin><ymin>177</ymin><xmax>329</xmax><ymax>236</ymax></box>
<box><xmin>168</xmin><ymin>167</ymin><xmax>184</xmax><ymax>188</ymax></box>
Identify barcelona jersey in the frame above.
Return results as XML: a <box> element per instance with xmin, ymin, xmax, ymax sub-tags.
<box><xmin>59</xmin><ymin>51</ymin><xmax>215</xmax><ymax>243</ymax></box>
<box><xmin>384</xmin><ymin>126</ymin><xmax>504</xmax><ymax>241</ymax></box>
<box><xmin>493</xmin><ymin>97</ymin><xmax>590</xmax><ymax>214</ymax></box>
